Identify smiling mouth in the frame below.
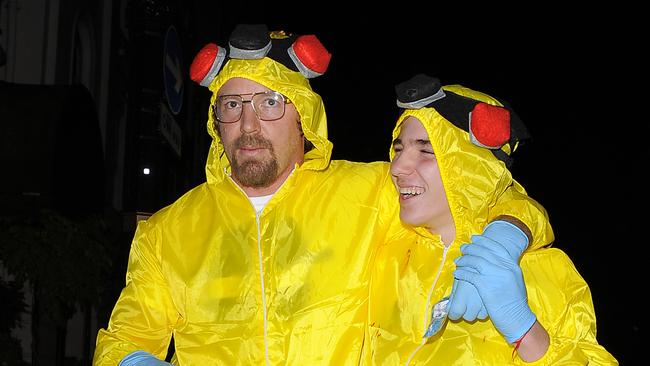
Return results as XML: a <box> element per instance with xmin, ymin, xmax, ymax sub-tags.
<box><xmin>399</xmin><ymin>186</ymin><xmax>424</xmax><ymax>199</ymax></box>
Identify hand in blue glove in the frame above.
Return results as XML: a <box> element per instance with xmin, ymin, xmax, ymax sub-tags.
<box><xmin>447</xmin><ymin>269</ymin><xmax>487</xmax><ymax>321</ymax></box>
<box><xmin>453</xmin><ymin>234</ymin><xmax>536</xmax><ymax>343</ymax></box>
<box><xmin>119</xmin><ymin>351</ymin><xmax>171</xmax><ymax>366</ymax></box>
<box><xmin>447</xmin><ymin>220</ymin><xmax>529</xmax><ymax>321</ymax></box>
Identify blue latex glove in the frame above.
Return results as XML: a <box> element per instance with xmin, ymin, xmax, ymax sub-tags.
<box><xmin>453</xmin><ymin>234</ymin><xmax>536</xmax><ymax>343</ymax></box>
<box><xmin>447</xmin><ymin>220</ymin><xmax>529</xmax><ymax>321</ymax></box>
<box><xmin>447</xmin><ymin>273</ymin><xmax>487</xmax><ymax>321</ymax></box>
<box><xmin>119</xmin><ymin>351</ymin><xmax>171</xmax><ymax>366</ymax></box>
<box><xmin>482</xmin><ymin>220</ymin><xmax>529</xmax><ymax>260</ymax></box>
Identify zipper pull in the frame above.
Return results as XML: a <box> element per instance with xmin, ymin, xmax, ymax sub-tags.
<box><xmin>423</xmin><ymin>296</ymin><xmax>450</xmax><ymax>338</ymax></box>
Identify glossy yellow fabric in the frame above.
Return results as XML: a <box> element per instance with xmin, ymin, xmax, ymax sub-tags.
<box><xmin>365</xmin><ymin>85</ymin><xmax>618</xmax><ymax>365</ymax></box>
<box><xmin>93</xmin><ymin>58</ymin><xmax>556</xmax><ymax>365</ymax></box>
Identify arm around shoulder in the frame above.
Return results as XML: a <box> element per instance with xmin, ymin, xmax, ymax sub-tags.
<box><xmin>489</xmin><ymin>184</ymin><xmax>554</xmax><ymax>251</ymax></box>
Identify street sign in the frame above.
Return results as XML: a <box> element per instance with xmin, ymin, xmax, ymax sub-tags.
<box><xmin>159</xmin><ymin>103</ymin><xmax>182</xmax><ymax>156</ymax></box>
<box><xmin>163</xmin><ymin>25</ymin><xmax>183</xmax><ymax>115</ymax></box>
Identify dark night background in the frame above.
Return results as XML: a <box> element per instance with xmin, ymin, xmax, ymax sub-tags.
<box><xmin>1</xmin><ymin>1</ymin><xmax>645</xmax><ymax>364</ymax></box>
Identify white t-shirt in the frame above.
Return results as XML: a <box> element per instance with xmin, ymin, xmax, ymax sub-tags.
<box><xmin>248</xmin><ymin>194</ymin><xmax>274</xmax><ymax>214</ymax></box>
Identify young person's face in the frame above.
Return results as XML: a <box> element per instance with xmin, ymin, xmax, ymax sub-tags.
<box><xmin>390</xmin><ymin>116</ymin><xmax>450</xmax><ymax>231</ymax></box>
<box><xmin>217</xmin><ymin>78</ymin><xmax>304</xmax><ymax>194</ymax></box>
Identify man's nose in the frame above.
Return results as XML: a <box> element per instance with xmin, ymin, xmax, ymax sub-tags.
<box><xmin>390</xmin><ymin>153</ymin><xmax>413</xmax><ymax>177</ymax></box>
<box><xmin>240</xmin><ymin>102</ymin><xmax>261</xmax><ymax>133</ymax></box>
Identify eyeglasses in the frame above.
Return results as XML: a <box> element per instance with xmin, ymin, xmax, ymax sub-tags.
<box><xmin>212</xmin><ymin>91</ymin><xmax>292</xmax><ymax>123</ymax></box>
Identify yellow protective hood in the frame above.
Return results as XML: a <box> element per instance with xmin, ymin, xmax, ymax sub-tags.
<box><xmin>390</xmin><ymin>84</ymin><xmax>536</xmax><ymax>245</ymax></box>
<box><xmin>204</xmin><ymin>57</ymin><xmax>332</xmax><ymax>184</ymax></box>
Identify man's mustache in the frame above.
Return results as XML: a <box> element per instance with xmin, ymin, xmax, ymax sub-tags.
<box><xmin>235</xmin><ymin>134</ymin><xmax>273</xmax><ymax>150</ymax></box>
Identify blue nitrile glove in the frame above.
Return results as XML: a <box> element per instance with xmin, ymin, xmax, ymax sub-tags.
<box><xmin>447</xmin><ymin>220</ymin><xmax>529</xmax><ymax>321</ymax></box>
<box><xmin>453</xmin><ymin>234</ymin><xmax>536</xmax><ymax>343</ymax></box>
<box><xmin>447</xmin><ymin>274</ymin><xmax>487</xmax><ymax>321</ymax></box>
<box><xmin>481</xmin><ymin>220</ymin><xmax>529</xmax><ymax>260</ymax></box>
<box><xmin>119</xmin><ymin>350</ymin><xmax>171</xmax><ymax>366</ymax></box>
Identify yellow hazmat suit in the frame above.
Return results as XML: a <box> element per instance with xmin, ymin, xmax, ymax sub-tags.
<box><xmin>365</xmin><ymin>85</ymin><xmax>618</xmax><ymax>365</ymax></box>
<box><xmin>94</xmin><ymin>31</ymin><xmax>554</xmax><ymax>365</ymax></box>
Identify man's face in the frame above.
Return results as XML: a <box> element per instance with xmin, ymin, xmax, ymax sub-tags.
<box><xmin>217</xmin><ymin>78</ymin><xmax>304</xmax><ymax>194</ymax></box>
<box><xmin>390</xmin><ymin>116</ymin><xmax>450</xmax><ymax>230</ymax></box>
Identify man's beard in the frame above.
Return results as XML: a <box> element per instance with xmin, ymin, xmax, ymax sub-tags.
<box><xmin>230</xmin><ymin>134</ymin><xmax>278</xmax><ymax>188</ymax></box>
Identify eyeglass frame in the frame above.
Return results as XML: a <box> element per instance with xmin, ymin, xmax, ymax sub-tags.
<box><xmin>212</xmin><ymin>91</ymin><xmax>293</xmax><ymax>124</ymax></box>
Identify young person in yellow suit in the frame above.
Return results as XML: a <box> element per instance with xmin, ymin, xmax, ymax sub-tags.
<box><xmin>93</xmin><ymin>25</ymin><xmax>555</xmax><ymax>365</ymax></box>
<box><xmin>365</xmin><ymin>73</ymin><xmax>617</xmax><ymax>365</ymax></box>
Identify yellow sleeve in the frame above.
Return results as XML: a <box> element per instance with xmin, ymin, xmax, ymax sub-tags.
<box><xmin>514</xmin><ymin>248</ymin><xmax>618</xmax><ymax>365</ymax></box>
<box><xmin>92</xmin><ymin>219</ymin><xmax>178</xmax><ymax>365</ymax></box>
<box><xmin>489</xmin><ymin>180</ymin><xmax>555</xmax><ymax>250</ymax></box>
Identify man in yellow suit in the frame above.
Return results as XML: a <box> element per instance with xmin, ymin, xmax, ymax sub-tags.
<box><xmin>365</xmin><ymin>73</ymin><xmax>617</xmax><ymax>364</ymax></box>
